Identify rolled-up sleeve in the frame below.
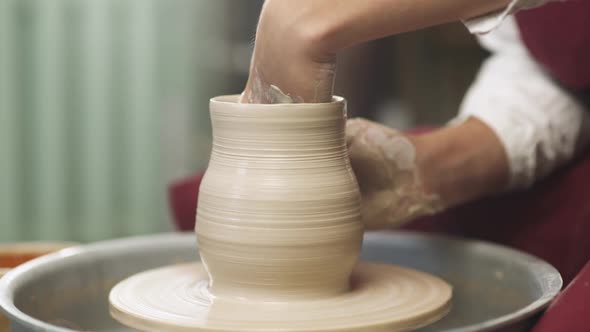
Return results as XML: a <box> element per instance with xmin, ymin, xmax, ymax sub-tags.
<box><xmin>453</xmin><ymin>30</ymin><xmax>590</xmax><ymax>190</ymax></box>
<box><xmin>464</xmin><ymin>0</ymin><xmax>558</xmax><ymax>34</ymax></box>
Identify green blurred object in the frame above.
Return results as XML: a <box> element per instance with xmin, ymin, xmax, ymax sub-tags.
<box><xmin>0</xmin><ymin>0</ymin><xmax>231</xmax><ymax>242</ymax></box>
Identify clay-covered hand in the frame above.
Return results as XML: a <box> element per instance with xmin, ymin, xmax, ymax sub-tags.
<box><xmin>240</xmin><ymin>0</ymin><xmax>512</xmax><ymax>104</ymax></box>
<box><xmin>346</xmin><ymin>118</ymin><xmax>444</xmax><ymax>229</ymax></box>
<box><xmin>240</xmin><ymin>0</ymin><xmax>337</xmax><ymax>104</ymax></box>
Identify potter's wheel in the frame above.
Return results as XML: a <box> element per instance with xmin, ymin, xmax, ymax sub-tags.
<box><xmin>0</xmin><ymin>232</ymin><xmax>562</xmax><ymax>332</ymax></box>
<box><xmin>109</xmin><ymin>262</ymin><xmax>451</xmax><ymax>332</ymax></box>
<box><xmin>106</xmin><ymin>96</ymin><xmax>452</xmax><ymax>331</ymax></box>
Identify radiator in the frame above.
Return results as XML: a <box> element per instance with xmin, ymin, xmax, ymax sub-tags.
<box><xmin>0</xmin><ymin>0</ymin><xmax>233</xmax><ymax>242</ymax></box>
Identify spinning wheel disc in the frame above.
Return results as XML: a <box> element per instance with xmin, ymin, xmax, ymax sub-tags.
<box><xmin>110</xmin><ymin>262</ymin><xmax>452</xmax><ymax>332</ymax></box>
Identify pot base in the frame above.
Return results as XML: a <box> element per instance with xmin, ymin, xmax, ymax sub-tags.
<box><xmin>109</xmin><ymin>261</ymin><xmax>452</xmax><ymax>332</ymax></box>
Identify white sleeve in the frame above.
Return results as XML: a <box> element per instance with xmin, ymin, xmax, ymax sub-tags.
<box><xmin>464</xmin><ymin>0</ymin><xmax>559</xmax><ymax>34</ymax></box>
<box><xmin>451</xmin><ymin>20</ymin><xmax>590</xmax><ymax>190</ymax></box>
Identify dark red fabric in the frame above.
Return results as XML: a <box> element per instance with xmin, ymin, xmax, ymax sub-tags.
<box><xmin>168</xmin><ymin>173</ymin><xmax>203</xmax><ymax>232</ymax></box>
<box><xmin>515</xmin><ymin>0</ymin><xmax>590</xmax><ymax>90</ymax></box>
<box><xmin>531</xmin><ymin>261</ymin><xmax>590</xmax><ymax>332</ymax></box>
<box><xmin>405</xmin><ymin>148</ymin><xmax>590</xmax><ymax>286</ymax></box>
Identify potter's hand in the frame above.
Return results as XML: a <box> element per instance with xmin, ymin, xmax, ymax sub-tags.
<box><xmin>241</xmin><ymin>0</ymin><xmax>511</xmax><ymax>104</ymax></box>
<box><xmin>346</xmin><ymin>118</ymin><xmax>443</xmax><ymax>229</ymax></box>
<box><xmin>347</xmin><ymin>117</ymin><xmax>510</xmax><ymax>229</ymax></box>
<box><xmin>240</xmin><ymin>0</ymin><xmax>337</xmax><ymax>103</ymax></box>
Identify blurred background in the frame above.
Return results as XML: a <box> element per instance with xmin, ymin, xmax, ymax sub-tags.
<box><xmin>0</xmin><ymin>0</ymin><xmax>488</xmax><ymax>242</ymax></box>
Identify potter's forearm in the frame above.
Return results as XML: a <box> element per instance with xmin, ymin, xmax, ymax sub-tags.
<box><xmin>413</xmin><ymin>118</ymin><xmax>510</xmax><ymax>208</ymax></box>
<box><xmin>246</xmin><ymin>0</ymin><xmax>511</xmax><ymax>103</ymax></box>
<box><xmin>288</xmin><ymin>0</ymin><xmax>511</xmax><ymax>55</ymax></box>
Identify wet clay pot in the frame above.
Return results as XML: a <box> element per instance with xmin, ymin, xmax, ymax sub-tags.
<box><xmin>108</xmin><ymin>96</ymin><xmax>451</xmax><ymax>332</ymax></box>
<box><xmin>195</xmin><ymin>95</ymin><xmax>363</xmax><ymax>300</ymax></box>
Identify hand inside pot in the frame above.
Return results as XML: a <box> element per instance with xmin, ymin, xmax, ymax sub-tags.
<box><xmin>239</xmin><ymin>0</ymin><xmax>509</xmax><ymax>104</ymax></box>
<box><xmin>239</xmin><ymin>1</ymin><xmax>336</xmax><ymax>104</ymax></box>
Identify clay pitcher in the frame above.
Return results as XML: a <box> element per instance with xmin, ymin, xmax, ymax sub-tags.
<box><xmin>196</xmin><ymin>95</ymin><xmax>363</xmax><ymax>300</ymax></box>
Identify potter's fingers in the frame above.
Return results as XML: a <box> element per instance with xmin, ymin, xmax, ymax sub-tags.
<box><xmin>360</xmin><ymin>189</ymin><xmax>397</xmax><ymax>229</ymax></box>
<box><xmin>361</xmin><ymin>186</ymin><xmax>438</xmax><ymax>229</ymax></box>
<box><xmin>375</xmin><ymin>135</ymin><xmax>417</xmax><ymax>172</ymax></box>
<box><xmin>346</xmin><ymin>118</ymin><xmax>403</xmax><ymax>147</ymax></box>
<box><xmin>345</xmin><ymin>118</ymin><xmax>366</xmax><ymax>146</ymax></box>
<box><xmin>348</xmin><ymin>137</ymin><xmax>392</xmax><ymax>190</ymax></box>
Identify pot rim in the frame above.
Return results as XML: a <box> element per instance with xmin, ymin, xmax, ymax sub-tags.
<box><xmin>210</xmin><ymin>94</ymin><xmax>345</xmax><ymax>107</ymax></box>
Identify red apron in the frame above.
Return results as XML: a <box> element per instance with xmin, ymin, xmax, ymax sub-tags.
<box><xmin>516</xmin><ymin>0</ymin><xmax>590</xmax><ymax>92</ymax></box>
<box><xmin>513</xmin><ymin>3</ymin><xmax>590</xmax><ymax>331</ymax></box>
